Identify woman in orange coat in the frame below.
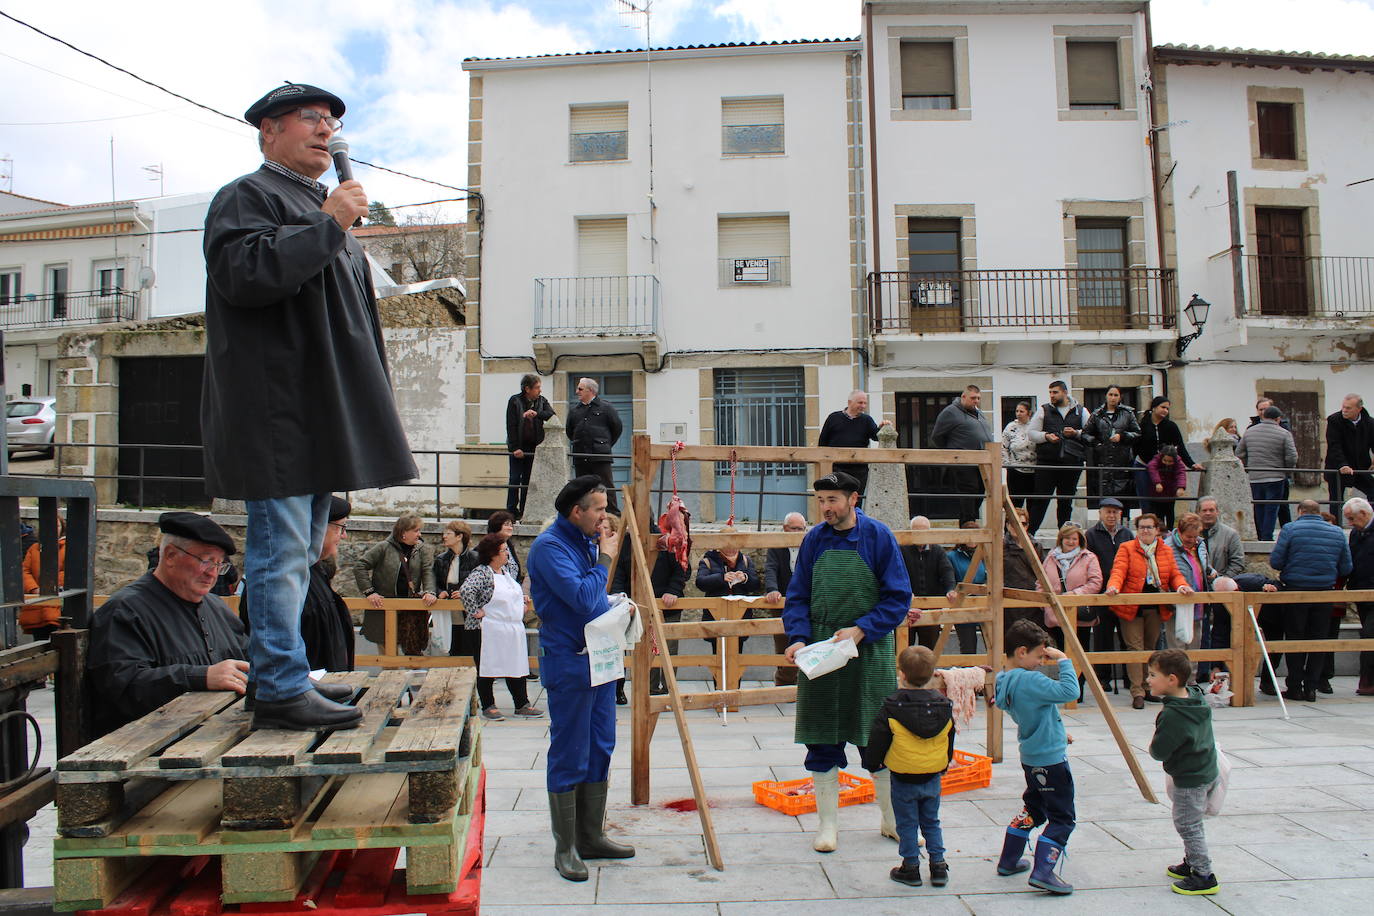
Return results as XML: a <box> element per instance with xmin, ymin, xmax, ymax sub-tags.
<box><xmin>21</xmin><ymin>517</ymin><xmax>66</xmax><ymax>637</ymax></box>
<box><xmin>1103</xmin><ymin>513</ymin><xmax>1194</xmax><ymax>708</ymax></box>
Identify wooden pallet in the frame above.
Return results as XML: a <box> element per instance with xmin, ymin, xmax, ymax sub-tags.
<box><xmin>69</xmin><ymin>768</ymin><xmax>487</xmax><ymax>916</ymax></box>
<box><xmin>55</xmin><ymin>669</ymin><xmax>480</xmax><ymax>912</ymax></box>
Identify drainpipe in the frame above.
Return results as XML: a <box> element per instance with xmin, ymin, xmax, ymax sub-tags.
<box><xmin>863</xmin><ymin>2</ymin><xmax>882</xmax><ymax>388</ymax></box>
<box><xmin>1142</xmin><ymin>3</ymin><xmax>1170</xmax><ymax>296</ymax></box>
<box><xmin>849</xmin><ymin>50</ymin><xmax>870</xmax><ymax>392</ymax></box>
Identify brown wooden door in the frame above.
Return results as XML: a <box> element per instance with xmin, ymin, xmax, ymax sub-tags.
<box><xmin>1265</xmin><ymin>390</ymin><xmax>1320</xmax><ymax>487</ymax></box>
<box><xmin>1255</xmin><ymin>208</ymin><xmax>1309</xmax><ymax>316</ymax></box>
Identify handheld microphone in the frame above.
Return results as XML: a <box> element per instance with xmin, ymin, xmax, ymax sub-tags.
<box><xmin>326</xmin><ymin>134</ymin><xmax>362</xmax><ymax>227</ymax></box>
<box><xmin>328</xmin><ymin>134</ymin><xmax>353</xmax><ymax>182</ymax></box>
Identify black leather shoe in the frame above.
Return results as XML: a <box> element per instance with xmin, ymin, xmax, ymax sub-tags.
<box><xmin>1281</xmin><ymin>688</ymin><xmax>1307</xmax><ymax>702</ymax></box>
<box><xmin>1258</xmin><ymin>681</ymin><xmax>1277</xmax><ymax>696</ymax></box>
<box><xmin>1304</xmin><ymin>690</ymin><xmax>1318</xmax><ymax>702</ymax></box>
<box><xmin>253</xmin><ymin>689</ymin><xmax>362</xmax><ymax>731</ymax></box>
<box><xmin>313</xmin><ymin>680</ymin><xmax>354</xmax><ymax>702</ymax></box>
<box><xmin>1317</xmin><ymin>681</ymin><xmax>1333</xmax><ymax>695</ymax></box>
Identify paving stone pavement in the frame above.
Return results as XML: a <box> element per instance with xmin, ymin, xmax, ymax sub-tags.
<box><xmin>18</xmin><ymin>672</ymin><xmax>1374</xmax><ymax>914</ymax></box>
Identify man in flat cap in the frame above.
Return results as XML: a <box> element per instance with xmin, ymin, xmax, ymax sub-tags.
<box><xmin>527</xmin><ymin>476</ymin><xmax>635</xmax><ymax>881</ymax></box>
<box><xmin>87</xmin><ymin>513</ymin><xmax>252</xmax><ymax>736</ymax></box>
<box><xmin>782</xmin><ymin>472</ymin><xmax>913</xmax><ymax>853</ymax></box>
<box><xmin>202</xmin><ymin>82</ymin><xmax>417</xmax><ymax>730</ymax></box>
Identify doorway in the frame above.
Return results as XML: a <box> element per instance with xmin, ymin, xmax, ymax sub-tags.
<box><xmin>1254</xmin><ymin>208</ymin><xmax>1309</xmax><ymax>316</ymax></box>
<box><xmin>566</xmin><ymin>371</ymin><xmax>633</xmax><ymax>493</ymax></box>
<box><xmin>896</xmin><ymin>391</ymin><xmax>962</xmax><ymax>519</ymax></box>
<box><xmin>117</xmin><ymin>356</ymin><xmax>209</xmax><ymax>508</ymax></box>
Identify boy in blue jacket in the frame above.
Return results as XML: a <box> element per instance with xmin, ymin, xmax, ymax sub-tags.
<box><xmin>994</xmin><ymin>618</ymin><xmax>1080</xmax><ymax>895</ymax></box>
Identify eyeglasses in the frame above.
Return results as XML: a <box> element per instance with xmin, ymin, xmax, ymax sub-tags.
<box><xmin>284</xmin><ymin>108</ymin><xmax>342</xmax><ymax>132</ymax></box>
<box><xmin>329</xmin><ymin>522</ymin><xmax>348</xmax><ymax>534</ymax></box>
<box><xmin>168</xmin><ymin>543</ymin><xmax>232</xmax><ymax>575</ymax></box>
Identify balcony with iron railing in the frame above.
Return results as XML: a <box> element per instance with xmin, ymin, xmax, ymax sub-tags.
<box><xmin>0</xmin><ymin>290</ymin><xmax>138</xmax><ymax>331</ymax></box>
<box><xmin>1243</xmin><ymin>255</ymin><xmax>1374</xmax><ymax>321</ymax></box>
<box><xmin>532</xmin><ymin>274</ymin><xmax>660</xmax><ymax>338</ymax></box>
<box><xmin>868</xmin><ymin>268</ymin><xmax>1177</xmax><ymax>335</ymax></box>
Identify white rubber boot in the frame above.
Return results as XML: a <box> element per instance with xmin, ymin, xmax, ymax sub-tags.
<box><xmin>812</xmin><ymin>768</ymin><xmax>840</xmax><ymax>852</ymax></box>
<box><xmin>872</xmin><ymin>769</ymin><xmax>899</xmax><ymax>840</ymax></box>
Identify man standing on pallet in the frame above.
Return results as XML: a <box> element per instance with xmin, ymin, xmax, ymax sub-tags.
<box><xmin>783</xmin><ymin>472</ymin><xmax>914</xmax><ymax>852</ymax></box>
<box><xmin>202</xmin><ymin>83</ymin><xmax>418</xmax><ymax>731</ymax></box>
<box><xmin>528</xmin><ymin>476</ymin><xmax>636</xmax><ymax>881</ymax></box>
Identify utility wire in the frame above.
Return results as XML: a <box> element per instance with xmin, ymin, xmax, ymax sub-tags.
<box><xmin>0</xmin><ymin>10</ymin><xmax>482</xmax><ymax>197</ymax></box>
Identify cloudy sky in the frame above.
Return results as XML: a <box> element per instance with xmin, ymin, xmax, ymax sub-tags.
<box><xmin>1</xmin><ymin>0</ymin><xmax>1371</xmax><ymax>221</ymax></box>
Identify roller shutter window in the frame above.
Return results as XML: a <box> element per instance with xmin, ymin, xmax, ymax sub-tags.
<box><xmin>570</xmin><ymin>103</ymin><xmax>629</xmax><ymax>161</ymax></box>
<box><xmin>1067</xmin><ymin>41</ymin><xmax>1121</xmax><ymax>109</ymax></box>
<box><xmin>900</xmin><ymin>41</ymin><xmax>955</xmax><ymax>110</ymax></box>
<box><xmin>577</xmin><ymin>218</ymin><xmax>628</xmax><ymax>277</ymax></box>
<box><xmin>722</xmin><ymin>96</ymin><xmax>784</xmax><ymax>154</ymax></box>
<box><xmin>718</xmin><ymin>215</ymin><xmax>790</xmax><ymax>287</ymax></box>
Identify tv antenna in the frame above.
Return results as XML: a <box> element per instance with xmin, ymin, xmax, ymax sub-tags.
<box><xmin>616</xmin><ymin>0</ymin><xmax>658</xmax><ymax>264</ymax></box>
<box><xmin>0</xmin><ymin>156</ymin><xmax>12</xmax><ymax>193</ymax></box>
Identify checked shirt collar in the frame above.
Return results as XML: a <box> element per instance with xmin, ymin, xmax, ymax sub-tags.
<box><xmin>263</xmin><ymin>159</ymin><xmax>329</xmax><ymax>196</ymax></box>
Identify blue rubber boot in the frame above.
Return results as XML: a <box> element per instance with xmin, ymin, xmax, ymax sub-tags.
<box><xmin>1028</xmin><ymin>837</ymin><xmax>1074</xmax><ymax>895</ymax></box>
<box><xmin>996</xmin><ymin>827</ymin><xmax>1031</xmax><ymax>876</ymax></box>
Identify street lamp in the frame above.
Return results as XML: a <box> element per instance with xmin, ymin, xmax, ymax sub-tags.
<box><xmin>1176</xmin><ymin>293</ymin><xmax>1211</xmax><ymax>357</ymax></box>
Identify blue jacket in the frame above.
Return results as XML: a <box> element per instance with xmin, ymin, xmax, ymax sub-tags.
<box><xmin>527</xmin><ymin>515</ymin><xmax>611</xmax><ymax>661</ymax></box>
<box><xmin>1269</xmin><ymin>513</ymin><xmax>1353</xmax><ymax>589</ymax></box>
<box><xmin>946</xmin><ymin>546</ymin><xmax>987</xmax><ymax>586</ymax></box>
<box><xmin>782</xmin><ymin>509</ymin><xmax>912</xmax><ymax>645</ymax></box>
<box><xmin>994</xmin><ymin>658</ymin><xmax>1078</xmax><ymax>767</ymax></box>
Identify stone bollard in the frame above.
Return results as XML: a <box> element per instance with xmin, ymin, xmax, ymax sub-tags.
<box><xmin>1198</xmin><ymin>426</ymin><xmax>1257</xmax><ymax>539</ymax></box>
<box><xmin>863</xmin><ymin>424</ymin><xmax>910</xmax><ymax>532</ymax></box>
<box><xmin>522</xmin><ymin>413</ymin><xmax>569</xmax><ymax>527</ymax></box>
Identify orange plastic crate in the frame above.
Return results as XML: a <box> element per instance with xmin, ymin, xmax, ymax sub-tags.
<box><xmin>941</xmin><ymin>749</ymin><xmax>993</xmax><ymax>795</ymax></box>
<box><xmin>752</xmin><ymin>771</ymin><xmax>876</xmax><ymax>815</ymax></box>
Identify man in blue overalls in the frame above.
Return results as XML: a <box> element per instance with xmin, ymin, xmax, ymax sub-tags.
<box><xmin>528</xmin><ymin>476</ymin><xmax>636</xmax><ymax>881</ymax></box>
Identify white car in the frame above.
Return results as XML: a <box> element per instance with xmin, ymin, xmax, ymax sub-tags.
<box><xmin>6</xmin><ymin>397</ymin><xmax>56</xmax><ymax>457</ymax></box>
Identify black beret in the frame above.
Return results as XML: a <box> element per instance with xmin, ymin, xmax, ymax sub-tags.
<box><xmin>813</xmin><ymin>471</ymin><xmax>862</xmax><ymax>495</ymax></box>
<box><xmin>158</xmin><ymin>511</ymin><xmax>235</xmax><ymax>556</ymax></box>
<box><xmin>244</xmin><ymin>82</ymin><xmax>345</xmax><ymax>127</ymax></box>
<box><xmin>555</xmin><ymin>475</ymin><xmax>607</xmax><ymax>517</ymax></box>
<box><xmin>329</xmin><ymin>496</ymin><xmax>352</xmax><ymax>522</ymax></box>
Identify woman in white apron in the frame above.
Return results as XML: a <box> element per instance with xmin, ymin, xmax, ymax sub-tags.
<box><xmin>460</xmin><ymin>533</ymin><xmax>543</xmax><ymax>721</ymax></box>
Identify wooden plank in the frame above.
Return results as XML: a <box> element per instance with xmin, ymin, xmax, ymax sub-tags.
<box><xmin>645</xmin><ymin>442</ymin><xmax>991</xmax><ymax>465</ymax></box>
<box><xmin>53</xmin><ymin>855</ymin><xmax>154</xmax><ymax>912</ymax></box>
<box><xmin>310</xmin><ymin>773</ymin><xmax>409</xmax><ymax>840</ymax></box>
<box><xmin>384</xmin><ymin>668</ymin><xmax>477</xmax><ymax>763</ymax></box>
<box><xmin>685</xmin><ymin>527</ymin><xmax>992</xmax><ymax>550</ymax></box>
<box><xmin>118</xmin><ymin>779</ymin><xmax>222</xmax><ymax>849</ymax></box>
<box><xmin>404</xmin><ymin>811</ymin><xmax>469</xmax><ymax>895</ymax></box>
<box><xmin>648</xmin><ymin>686</ymin><xmax>795</xmax><ymax>715</ymax></box>
<box><xmin>625</xmin><ymin>490</ymin><xmax>724</xmax><ymax>872</ymax></box>
<box><xmin>313</xmin><ymin>670</ymin><xmax>411</xmax><ymax>764</ymax></box>
<box><xmin>1003</xmin><ymin>490</ymin><xmax>1157</xmax><ymax>804</ymax></box>
<box><xmin>159</xmin><ymin>703</ymin><xmax>251</xmax><ymax>769</ymax></box>
<box><xmin>58</xmin><ymin>692</ymin><xmax>239</xmax><ymax>772</ymax></box>
<box><xmin>0</xmin><ymin>768</ymin><xmax>54</xmax><ymax>830</ymax></box>
<box><xmin>220</xmin><ymin>727</ymin><xmax>316</xmax><ymax>769</ymax></box>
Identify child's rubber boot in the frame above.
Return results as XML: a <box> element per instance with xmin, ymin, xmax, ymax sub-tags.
<box><xmin>871</xmin><ymin>769</ymin><xmax>899</xmax><ymax>840</ymax></box>
<box><xmin>812</xmin><ymin>768</ymin><xmax>840</xmax><ymax>853</ymax></box>
<box><xmin>996</xmin><ymin>827</ymin><xmax>1031</xmax><ymax>876</ymax></box>
<box><xmin>1028</xmin><ymin>838</ymin><xmax>1074</xmax><ymax>895</ymax></box>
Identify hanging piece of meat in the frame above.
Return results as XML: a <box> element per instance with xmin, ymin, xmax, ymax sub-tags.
<box><xmin>657</xmin><ymin>495</ymin><xmax>692</xmax><ymax>572</ymax></box>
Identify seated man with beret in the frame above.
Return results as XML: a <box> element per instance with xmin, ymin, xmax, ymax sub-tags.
<box><xmin>87</xmin><ymin>512</ymin><xmax>254</xmax><ymax>736</ymax></box>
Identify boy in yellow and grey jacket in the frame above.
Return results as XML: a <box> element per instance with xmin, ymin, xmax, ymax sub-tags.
<box><xmin>861</xmin><ymin>646</ymin><xmax>955</xmax><ymax>889</ymax></box>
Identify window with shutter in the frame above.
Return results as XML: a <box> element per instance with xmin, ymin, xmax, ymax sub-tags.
<box><xmin>0</xmin><ymin>269</ymin><xmax>21</xmax><ymax>307</ymax></box>
<box><xmin>577</xmin><ymin>218</ymin><xmax>628</xmax><ymax>277</ymax></box>
<box><xmin>1256</xmin><ymin>102</ymin><xmax>1297</xmax><ymax>160</ymax></box>
<box><xmin>900</xmin><ymin>41</ymin><xmax>956</xmax><ymax>110</ymax></box>
<box><xmin>722</xmin><ymin>96</ymin><xmax>784</xmax><ymax>155</ymax></box>
<box><xmin>1067</xmin><ymin>41</ymin><xmax>1121</xmax><ymax>109</ymax></box>
<box><xmin>717</xmin><ymin>215</ymin><xmax>790</xmax><ymax>287</ymax></box>
<box><xmin>569</xmin><ymin>103</ymin><xmax>629</xmax><ymax>162</ymax></box>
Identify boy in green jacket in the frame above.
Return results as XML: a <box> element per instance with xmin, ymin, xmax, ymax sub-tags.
<box><xmin>1147</xmin><ymin>648</ymin><xmax>1221</xmax><ymax>896</ymax></box>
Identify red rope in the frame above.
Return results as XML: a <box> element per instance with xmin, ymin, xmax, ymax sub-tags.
<box><xmin>670</xmin><ymin>440</ymin><xmax>684</xmax><ymax>497</ymax></box>
<box><xmin>725</xmin><ymin>448</ymin><xmax>738</xmax><ymax>528</ymax></box>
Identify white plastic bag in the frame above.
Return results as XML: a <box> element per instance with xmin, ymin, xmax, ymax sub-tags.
<box><xmin>794</xmin><ymin>637</ymin><xmax>859</xmax><ymax>680</ymax></box>
<box><xmin>1163</xmin><ymin>744</ymin><xmax>1231</xmax><ymax>817</ymax></box>
<box><xmin>583</xmin><ymin>594</ymin><xmax>641</xmax><ymax>687</ymax></box>
<box><xmin>1173</xmin><ymin>607</ymin><xmax>1195</xmax><ymax>644</ymax></box>
<box><xmin>1203</xmin><ymin>670</ymin><xmax>1232</xmax><ymax>709</ymax></box>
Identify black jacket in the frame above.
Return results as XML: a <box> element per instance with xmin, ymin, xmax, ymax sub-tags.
<box><xmin>611</xmin><ymin>539</ymin><xmax>689</xmax><ymax>598</ymax></box>
<box><xmin>1348</xmin><ymin>523</ymin><xmax>1374</xmax><ymax>590</ymax></box>
<box><xmin>87</xmin><ymin>573</ymin><xmax>249</xmax><ymax>737</ymax></box>
<box><xmin>860</xmin><ymin>687</ymin><xmax>955</xmax><ymax>782</ymax></box>
<box><xmin>201</xmin><ymin>165</ymin><xmax>417</xmax><ymax>499</ymax></box>
<box><xmin>434</xmin><ymin>547</ymin><xmax>480</xmax><ymax>597</ymax></box>
<box><xmin>1135</xmin><ymin>415</ymin><xmax>1197</xmax><ymax>467</ymax></box>
<box><xmin>695</xmin><ymin>550</ymin><xmax>761</xmax><ymax>597</ymax></box>
<box><xmin>301</xmin><ymin>562</ymin><xmax>354</xmax><ymax>673</ymax></box>
<box><xmin>901</xmin><ymin>544</ymin><xmax>956</xmax><ymax>598</ymax></box>
<box><xmin>567</xmin><ymin>396</ymin><xmax>623</xmax><ymax>458</ymax></box>
<box><xmin>506</xmin><ymin>392</ymin><xmax>555</xmax><ymax>453</ymax></box>
<box><xmin>1034</xmin><ymin>401</ymin><xmax>1097</xmax><ymax>465</ymax></box>
<box><xmin>1085</xmin><ymin>521</ymin><xmax>1133</xmax><ymax>584</ymax></box>
<box><xmin>1325</xmin><ymin>408</ymin><xmax>1374</xmax><ymax>471</ymax></box>
<box><xmin>764</xmin><ymin>547</ymin><xmax>795</xmax><ymax>595</ymax></box>
<box><xmin>1092</xmin><ymin>405</ymin><xmax>1141</xmax><ymax>469</ymax></box>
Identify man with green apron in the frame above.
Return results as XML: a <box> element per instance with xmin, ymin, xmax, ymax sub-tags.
<box><xmin>783</xmin><ymin>472</ymin><xmax>914</xmax><ymax>852</ymax></box>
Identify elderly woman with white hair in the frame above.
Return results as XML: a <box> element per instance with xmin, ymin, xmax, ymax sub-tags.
<box><xmin>1342</xmin><ymin>496</ymin><xmax>1374</xmax><ymax>696</ymax></box>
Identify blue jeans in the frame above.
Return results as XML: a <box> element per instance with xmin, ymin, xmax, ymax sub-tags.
<box><xmin>1251</xmin><ymin>479</ymin><xmax>1285</xmax><ymax>541</ymax></box>
<box><xmin>891</xmin><ymin>777</ymin><xmax>945</xmax><ymax>863</ymax></box>
<box><xmin>244</xmin><ymin>494</ymin><xmax>331</xmax><ymax>702</ymax></box>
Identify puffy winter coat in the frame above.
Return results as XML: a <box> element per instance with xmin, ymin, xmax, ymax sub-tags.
<box><xmin>21</xmin><ymin>538</ymin><xmax>65</xmax><ymax>631</ymax></box>
<box><xmin>1041</xmin><ymin>550</ymin><xmax>1103</xmax><ymax>628</ymax></box>
<box><xmin>1106</xmin><ymin>538</ymin><xmax>1188</xmax><ymax>621</ymax></box>
<box><xmin>1269</xmin><ymin>513</ymin><xmax>1353</xmax><ymax>589</ymax></box>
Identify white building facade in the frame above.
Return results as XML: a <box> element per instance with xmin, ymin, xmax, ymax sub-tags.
<box><xmin>462</xmin><ymin>39</ymin><xmax>866</xmax><ymax>521</ymax></box>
